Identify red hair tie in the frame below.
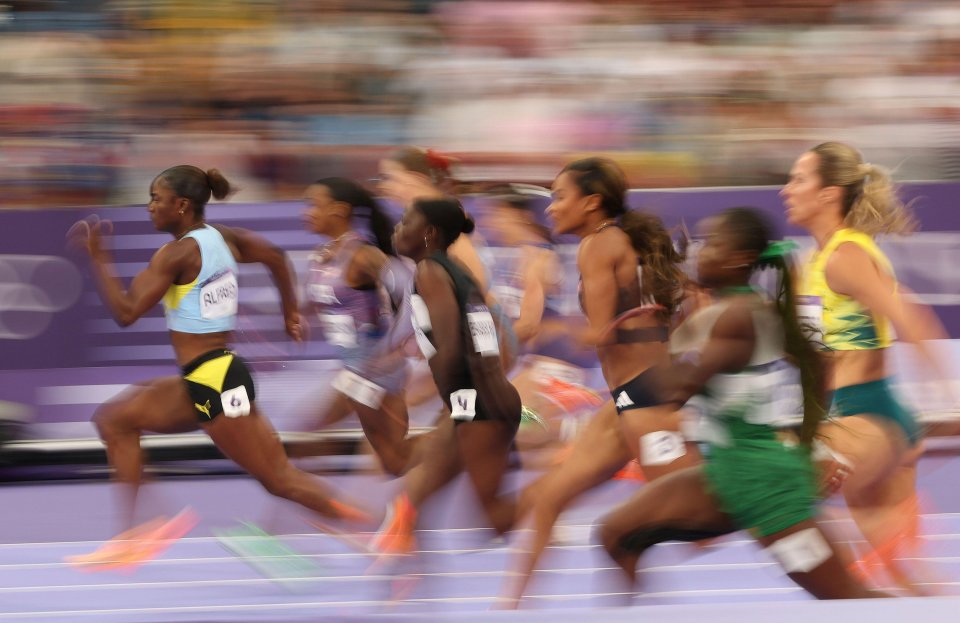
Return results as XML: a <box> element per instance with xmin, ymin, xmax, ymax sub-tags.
<box><xmin>424</xmin><ymin>148</ymin><xmax>450</xmax><ymax>172</ymax></box>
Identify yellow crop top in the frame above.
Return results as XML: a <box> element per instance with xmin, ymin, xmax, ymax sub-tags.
<box><xmin>798</xmin><ymin>228</ymin><xmax>894</xmax><ymax>351</ymax></box>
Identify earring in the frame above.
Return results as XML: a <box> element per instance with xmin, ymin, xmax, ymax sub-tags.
<box><xmin>179</xmin><ymin>210</ymin><xmax>185</xmax><ymax>215</ymax></box>
<box><xmin>424</xmin><ymin>236</ymin><xmax>429</xmax><ymax>248</ymax></box>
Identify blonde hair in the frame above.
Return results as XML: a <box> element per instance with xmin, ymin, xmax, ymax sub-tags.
<box><xmin>811</xmin><ymin>142</ymin><xmax>915</xmax><ymax>236</ymax></box>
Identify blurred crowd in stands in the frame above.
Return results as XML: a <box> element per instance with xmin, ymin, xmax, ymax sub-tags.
<box><xmin>2</xmin><ymin>0</ymin><xmax>959</xmax><ymax>207</ymax></box>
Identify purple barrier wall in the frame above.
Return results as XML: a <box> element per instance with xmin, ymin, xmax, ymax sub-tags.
<box><xmin>2</xmin><ymin>182</ymin><xmax>958</xmax><ymax>434</ymax></box>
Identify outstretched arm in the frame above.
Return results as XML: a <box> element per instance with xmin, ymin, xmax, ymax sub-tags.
<box><xmin>826</xmin><ymin>242</ymin><xmax>947</xmax><ymax>373</ymax></box>
<box><xmin>513</xmin><ymin>247</ymin><xmax>555</xmax><ymax>342</ymax></box>
<box><xmin>68</xmin><ymin>218</ymin><xmax>181</xmax><ymax>327</ymax></box>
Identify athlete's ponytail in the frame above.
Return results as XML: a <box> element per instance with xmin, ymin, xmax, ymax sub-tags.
<box><xmin>811</xmin><ymin>142</ymin><xmax>915</xmax><ymax>236</ymax></box>
<box><xmin>414</xmin><ymin>197</ymin><xmax>472</xmax><ymax>249</ymax></box>
<box><xmin>157</xmin><ymin>165</ymin><xmax>234</xmax><ymax>216</ymax></box>
<box><xmin>315</xmin><ymin>177</ymin><xmax>395</xmax><ymax>255</ymax></box>
<box><xmin>621</xmin><ymin>210</ymin><xmax>685</xmax><ymax>318</ymax></box>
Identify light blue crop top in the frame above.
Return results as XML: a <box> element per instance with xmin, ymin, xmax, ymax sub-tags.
<box><xmin>163</xmin><ymin>225</ymin><xmax>239</xmax><ymax>334</ymax></box>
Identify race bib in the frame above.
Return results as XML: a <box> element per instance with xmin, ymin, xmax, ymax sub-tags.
<box><xmin>796</xmin><ymin>295</ymin><xmax>825</xmax><ymax>345</ymax></box>
<box><xmin>410</xmin><ymin>294</ymin><xmax>432</xmax><ymax>330</ymax></box>
<box><xmin>640</xmin><ymin>430</ymin><xmax>687</xmax><ymax>466</ymax></box>
<box><xmin>466</xmin><ymin>306</ymin><xmax>499</xmax><ymax>357</ymax></box>
<box><xmin>332</xmin><ymin>369</ymin><xmax>386</xmax><ymax>409</ymax></box>
<box><xmin>743</xmin><ymin>366</ymin><xmax>802</xmax><ymax>427</ymax></box>
<box><xmin>221</xmin><ymin>385</ymin><xmax>251</xmax><ymax>418</ymax></box>
<box><xmin>199</xmin><ymin>270</ymin><xmax>238</xmax><ymax>320</ymax></box>
<box><xmin>308</xmin><ymin>283</ymin><xmax>340</xmax><ymax>305</ymax></box>
<box><xmin>450</xmin><ymin>388</ymin><xmax>478</xmax><ymax>421</ymax></box>
<box><xmin>319</xmin><ymin>314</ymin><xmax>358</xmax><ymax>348</ymax></box>
<box><xmin>410</xmin><ymin>294</ymin><xmax>437</xmax><ymax>359</ymax></box>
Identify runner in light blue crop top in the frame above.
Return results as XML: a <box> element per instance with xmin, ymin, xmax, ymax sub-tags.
<box><xmin>163</xmin><ymin>225</ymin><xmax>240</xmax><ymax>334</ymax></box>
<box><xmin>66</xmin><ymin>165</ymin><xmax>366</xmax><ymax>563</ymax></box>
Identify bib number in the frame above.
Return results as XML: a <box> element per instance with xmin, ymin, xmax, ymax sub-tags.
<box><xmin>308</xmin><ymin>283</ymin><xmax>340</xmax><ymax>305</ymax></box>
<box><xmin>319</xmin><ymin>314</ymin><xmax>358</xmax><ymax>348</ymax></box>
<box><xmin>200</xmin><ymin>270</ymin><xmax>238</xmax><ymax>320</ymax></box>
<box><xmin>332</xmin><ymin>370</ymin><xmax>386</xmax><ymax>409</ymax></box>
<box><xmin>410</xmin><ymin>294</ymin><xmax>437</xmax><ymax>359</ymax></box>
<box><xmin>796</xmin><ymin>295</ymin><xmax>825</xmax><ymax>345</ymax></box>
<box><xmin>221</xmin><ymin>385</ymin><xmax>251</xmax><ymax>418</ymax></box>
<box><xmin>450</xmin><ymin>389</ymin><xmax>478</xmax><ymax>421</ymax></box>
<box><xmin>640</xmin><ymin>430</ymin><xmax>687</xmax><ymax>466</ymax></box>
<box><xmin>467</xmin><ymin>308</ymin><xmax>499</xmax><ymax>357</ymax></box>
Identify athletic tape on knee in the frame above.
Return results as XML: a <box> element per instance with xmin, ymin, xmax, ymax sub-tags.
<box><xmin>332</xmin><ymin>370</ymin><xmax>386</xmax><ymax>409</ymax></box>
<box><xmin>640</xmin><ymin>430</ymin><xmax>686</xmax><ymax>466</ymax></box>
<box><xmin>765</xmin><ymin>527</ymin><xmax>832</xmax><ymax>574</ymax></box>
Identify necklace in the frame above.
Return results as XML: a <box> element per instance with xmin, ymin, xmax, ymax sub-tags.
<box><xmin>594</xmin><ymin>219</ymin><xmax>618</xmax><ymax>234</ymax></box>
<box><xmin>316</xmin><ymin>231</ymin><xmax>355</xmax><ymax>262</ymax></box>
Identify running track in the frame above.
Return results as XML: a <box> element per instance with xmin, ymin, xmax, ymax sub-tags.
<box><xmin>2</xmin><ymin>439</ymin><xmax>959</xmax><ymax>622</ymax></box>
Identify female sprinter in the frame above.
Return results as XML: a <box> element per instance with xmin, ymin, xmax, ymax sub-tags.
<box><xmin>787</xmin><ymin>142</ymin><xmax>944</xmax><ymax>590</ymax></box>
<box><xmin>598</xmin><ymin>207</ymin><xmax>883</xmax><ymax>600</ymax></box>
<box><xmin>502</xmin><ymin>157</ymin><xmax>701</xmax><ymax>605</ymax></box>
<box><xmin>66</xmin><ymin>166</ymin><xmax>366</xmax><ymax>568</ymax></box>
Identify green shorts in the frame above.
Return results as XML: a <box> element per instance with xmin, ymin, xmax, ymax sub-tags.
<box><xmin>832</xmin><ymin>378</ymin><xmax>920</xmax><ymax>445</ymax></box>
<box><xmin>704</xmin><ymin>420</ymin><xmax>817</xmax><ymax>537</ymax></box>
<box><xmin>181</xmin><ymin>349</ymin><xmax>256</xmax><ymax>422</ymax></box>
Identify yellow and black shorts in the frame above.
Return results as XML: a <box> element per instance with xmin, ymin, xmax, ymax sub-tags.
<box><xmin>181</xmin><ymin>349</ymin><xmax>256</xmax><ymax>422</ymax></box>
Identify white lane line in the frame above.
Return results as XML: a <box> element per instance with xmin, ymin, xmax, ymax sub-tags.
<box><xmin>15</xmin><ymin>582</ymin><xmax>923</xmax><ymax>619</ymax></box>
<box><xmin>8</xmin><ymin>556</ymin><xmax>960</xmax><ymax>589</ymax></box>
<box><xmin>0</xmin><ymin>563</ymin><xmax>789</xmax><ymax>591</ymax></box>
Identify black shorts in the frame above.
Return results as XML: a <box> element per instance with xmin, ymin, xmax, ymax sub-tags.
<box><xmin>181</xmin><ymin>349</ymin><xmax>256</xmax><ymax>422</ymax></box>
<box><xmin>611</xmin><ymin>367</ymin><xmax>664</xmax><ymax>415</ymax></box>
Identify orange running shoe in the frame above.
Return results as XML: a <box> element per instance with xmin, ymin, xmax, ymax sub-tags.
<box><xmin>371</xmin><ymin>493</ymin><xmax>416</xmax><ymax>556</ymax></box>
<box><xmin>329</xmin><ymin>499</ymin><xmax>373</xmax><ymax>525</ymax></box>
<box><xmin>66</xmin><ymin>508</ymin><xmax>199</xmax><ymax>572</ymax></box>
<box><xmin>540</xmin><ymin>378</ymin><xmax>603</xmax><ymax>414</ymax></box>
<box><xmin>65</xmin><ymin>516</ymin><xmax>168</xmax><ymax>568</ymax></box>
<box><xmin>612</xmin><ymin>459</ymin><xmax>647</xmax><ymax>483</ymax></box>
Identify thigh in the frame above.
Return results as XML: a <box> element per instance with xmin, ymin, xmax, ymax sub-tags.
<box><xmin>532</xmin><ymin>401</ymin><xmax>632</xmax><ymax>503</ymax></box>
<box><xmin>456</xmin><ymin>420</ymin><xmax>515</xmax><ymax>502</ymax></box>
<box><xmin>354</xmin><ymin>392</ymin><xmax>409</xmax><ymax>432</ymax></box>
<box><xmin>820</xmin><ymin>415</ymin><xmax>906</xmax><ymax>494</ymax></box>
<box><xmin>602</xmin><ymin>466</ymin><xmax>733</xmax><ymax>544</ymax></box>
<box><xmin>104</xmin><ymin>376</ymin><xmax>200</xmax><ymax>435</ymax></box>
<box><xmin>317</xmin><ymin>391</ymin><xmax>355</xmax><ymax>428</ymax></box>
<box><xmin>202</xmin><ymin>404</ymin><xmax>289</xmax><ymax>480</ymax></box>
<box><xmin>572</xmin><ymin>399</ymin><xmax>629</xmax><ymax>463</ymax></box>
<box><xmin>404</xmin><ymin>416</ymin><xmax>461</xmax><ymax>503</ymax></box>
